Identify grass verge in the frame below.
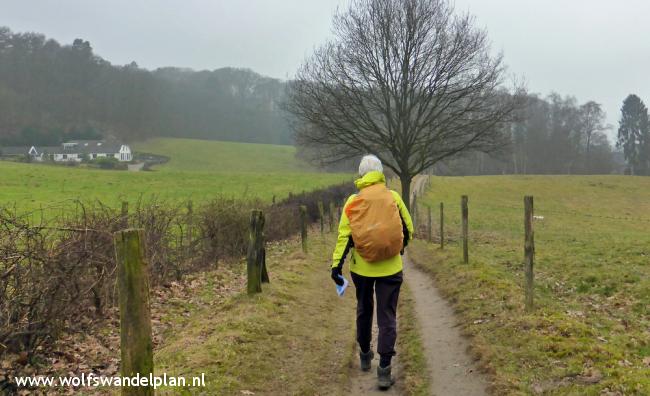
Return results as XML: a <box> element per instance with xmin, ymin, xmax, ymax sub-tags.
<box><xmin>154</xmin><ymin>233</ymin><xmax>357</xmax><ymax>395</ymax></box>
<box><xmin>396</xmin><ymin>283</ymin><xmax>431</xmax><ymax>395</ymax></box>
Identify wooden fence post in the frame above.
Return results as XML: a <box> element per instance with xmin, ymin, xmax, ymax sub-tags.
<box><xmin>318</xmin><ymin>201</ymin><xmax>325</xmax><ymax>235</ymax></box>
<box><xmin>328</xmin><ymin>201</ymin><xmax>335</xmax><ymax>233</ymax></box>
<box><xmin>260</xmin><ymin>210</ymin><xmax>269</xmax><ymax>284</ymax></box>
<box><xmin>461</xmin><ymin>195</ymin><xmax>468</xmax><ymax>264</ymax></box>
<box><xmin>440</xmin><ymin>202</ymin><xmax>444</xmax><ymax>249</ymax></box>
<box><xmin>427</xmin><ymin>206</ymin><xmax>432</xmax><ymax>242</ymax></box>
<box><xmin>524</xmin><ymin>196</ymin><xmax>535</xmax><ymax>311</ymax></box>
<box><xmin>121</xmin><ymin>201</ymin><xmax>129</xmax><ymax>229</ymax></box>
<box><xmin>113</xmin><ymin>229</ymin><xmax>153</xmax><ymax>396</ymax></box>
<box><xmin>247</xmin><ymin>210</ymin><xmax>265</xmax><ymax>294</ymax></box>
<box><xmin>300</xmin><ymin>205</ymin><xmax>308</xmax><ymax>253</ymax></box>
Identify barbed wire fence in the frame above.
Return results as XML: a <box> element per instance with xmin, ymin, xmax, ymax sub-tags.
<box><xmin>409</xmin><ymin>175</ymin><xmax>650</xmax><ymax>310</ymax></box>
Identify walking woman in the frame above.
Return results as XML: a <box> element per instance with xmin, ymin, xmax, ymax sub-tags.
<box><xmin>331</xmin><ymin>154</ymin><xmax>413</xmax><ymax>390</ymax></box>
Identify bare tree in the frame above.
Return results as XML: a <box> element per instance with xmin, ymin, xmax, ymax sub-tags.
<box><xmin>285</xmin><ymin>0</ymin><xmax>524</xmax><ymax>208</ymax></box>
<box><xmin>579</xmin><ymin>101</ymin><xmax>609</xmax><ymax>170</ymax></box>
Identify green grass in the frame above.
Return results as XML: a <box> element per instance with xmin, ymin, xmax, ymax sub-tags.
<box><xmin>154</xmin><ymin>235</ymin><xmax>357</xmax><ymax>395</ymax></box>
<box><xmin>0</xmin><ymin>138</ymin><xmax>350</xmax><ymax>213</ymax></box>
<box><xmin>397</xmin><ymin>284</ymin><xmax>431</xmax><ymax>395</ymax></box>
<box><xmin>410</xmin><ymin>175</ymin><xmax>650</xmax><ymax>395</ymax></box>
<box><xmin>133</xmin><ymin>138</ymin><xmax>318</xmax><ymax>173</ymax></box>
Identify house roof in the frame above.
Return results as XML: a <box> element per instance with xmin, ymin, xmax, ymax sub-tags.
<box><xmin>59</xmin><ymin>140</ymin><xmax>123</xmax><ymax>154</ymax></box>
<box><xmin>39</xmin><ymin>146</ymin><xmax>64</xmax><ymax>154</ymax></box>
<box><xmin>1</xmin><ymin>141</ymin><xmax>128</xmax><ymax>156</ymax></box>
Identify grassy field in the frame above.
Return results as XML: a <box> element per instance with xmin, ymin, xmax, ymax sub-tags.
<box><xmin>0</xmin><ymin>138</ymin><xmax>350</xmax><ymax>213</ymax></box>
<box><xmin>409</xmin><ymin>175</ymin><xmax>650</xmax><ymax>395</ymax></box>
<box><xmin>133</xmin><ymin>138</ymin><xmax>317</xmax><ymax>173</ymax></box>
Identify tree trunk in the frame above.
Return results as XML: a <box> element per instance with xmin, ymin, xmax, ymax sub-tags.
<box><xmin>400</xmin><ymin>175</ymin><xmax>412</xmax><ymax>211</ymax></box>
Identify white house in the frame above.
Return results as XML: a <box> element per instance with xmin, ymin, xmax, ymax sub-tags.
<box><xmin>1</xmin><ymin>140</ymin><xmax>133</xmax><ymax>162</ymax></box>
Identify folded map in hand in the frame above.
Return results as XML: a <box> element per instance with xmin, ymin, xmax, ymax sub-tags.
<box><xmin>336</xmin><ymin>275</ymin><xmax>349</xmax><ymax>297</ymax></box>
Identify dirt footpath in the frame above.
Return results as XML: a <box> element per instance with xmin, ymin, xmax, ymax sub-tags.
<box><xmin>407</xmin><ymin>175</ymin><xmax>488</xmax><ymax>395</ymax></box>
<box><xmin>403</xmin><ymin>255</ymin><xmax>488</xmax><ymax>395</ymax></box>
<box><xmin>345</xmin><ymin>255</ymin><xmax>489</xmax><ymax>396</ymax></box>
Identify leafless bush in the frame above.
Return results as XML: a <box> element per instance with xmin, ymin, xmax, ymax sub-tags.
<box><xmin>267</xmin><ymin>182</ymin><xmax>354</xmax><ymax>241</ymax></box>
<box><xmin>0</xmin><ymin>182</ymin><xmax>356</xmax><ymax>360</ymax></box>
<box><xmin>198</xmin><ymin>197</ymin><xmax>252</xmax><ymax>266</ymax></box>
<box><xmin>131</xmin><ymin>198</ymin><xmax>184</xmax><ymax>284</ymax></box>
<box><xmin>0</xmin><ymin>208</ymin><xmax>106</xmax><ymax>356</ymax></box>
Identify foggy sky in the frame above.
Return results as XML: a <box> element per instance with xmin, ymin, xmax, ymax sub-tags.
<box><xmin>4</xmin><ymin>0</ymin><xmax>650</xmax><ymax>139</ymax></box>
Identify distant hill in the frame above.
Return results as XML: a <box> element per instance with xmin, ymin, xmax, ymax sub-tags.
<box><xmin>0</xmin><ymin>27</ymin><xmax>290</xmax><ymax>146</ymax></box>
<box><xmin>151</xmin><ymin>67</ymin><xmax>290</xmax><ymax>144</ymax></box>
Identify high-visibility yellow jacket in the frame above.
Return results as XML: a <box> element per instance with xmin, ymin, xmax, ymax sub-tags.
<box><xmin>332</xmin><ymin>171</ymin><xmax>414</xmax><ymax>277</ymax></box>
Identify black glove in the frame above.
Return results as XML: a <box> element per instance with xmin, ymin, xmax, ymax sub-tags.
<box><xmin>331</xmin><ymin>266</ymin><xmax>344</xmax><ymax>286</ymax></box>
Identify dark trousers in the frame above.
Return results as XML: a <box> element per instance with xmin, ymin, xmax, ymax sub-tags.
<box><xmin>351</xmin><ymin>271</ymin><xmax>403</xmax><ymax>358</ymax></box>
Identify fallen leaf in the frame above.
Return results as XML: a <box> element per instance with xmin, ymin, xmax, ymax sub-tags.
<box><xmin>16</xmin><ymin>352</ymin><xmax>29</xmax><ymax>366</ymax></box>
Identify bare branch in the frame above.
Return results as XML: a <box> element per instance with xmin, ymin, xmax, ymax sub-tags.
<box><xmin>284</xmin><ymin>0</ymin><xmax>524</xmax><ymax>206</ymax></box>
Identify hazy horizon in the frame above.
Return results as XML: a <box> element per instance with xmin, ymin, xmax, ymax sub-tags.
<box><xmin>4</xmin><ymin>0</ymin><xmax>650</xmax><ymax>139</ymax></box>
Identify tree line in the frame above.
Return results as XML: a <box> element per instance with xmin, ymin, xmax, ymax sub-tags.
<box><xmin>1</xmin><ymin>22</ymin><xmax>641</xmax><ymax>178</ymax></box>
<box><xmin>297</xmin><ymin>91</ymin><xmax>623</xmax><ymax>176</ymax></box>
<box><xmin>0</xmin><ymin>27</ymin><xmax>290</xmax><ymax>146</ymax></box>
<box><xmin>435</xmin><ymin>93</ymin><xmax>650</xmax><ymax>176</ymax></box>
<box><xmin>431</xmin><ymin>93</ymin><xmax>618</xmax><ymax>175</ymax></box>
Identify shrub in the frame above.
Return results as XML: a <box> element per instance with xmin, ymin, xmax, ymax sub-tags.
<box><xmin>94</xmin><ymin>157</ymin><xmax>119</xmax><ymax>169</ymax></box>
<box><xmin>0</xmin><ymin>181</ymin><xmax>355</xmax><ymax>360</ymax></box>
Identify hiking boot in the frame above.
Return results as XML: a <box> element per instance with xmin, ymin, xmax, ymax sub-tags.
<box><xmin>377</xmin><ymin>365</ymin><xmax>395</xmax><ymax>389</ymax></box>
<box><xmin>360</xmin><ymin>350</ymin><xmax>374</xmax><ymax>371</ymax></box>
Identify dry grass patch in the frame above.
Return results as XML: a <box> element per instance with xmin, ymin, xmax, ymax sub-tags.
<box><xmin>154</xmin><ymin>236</ymin><xmax>357</xmax><ymax>395</ymax></box>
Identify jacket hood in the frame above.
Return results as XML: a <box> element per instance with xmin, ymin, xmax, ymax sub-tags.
<box><xmin>355</xmin><ymin>171</ymin><xmax>386</xmax><ymax>189</ymax></box>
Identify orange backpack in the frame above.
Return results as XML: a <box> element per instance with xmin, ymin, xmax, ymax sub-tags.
<box><xmin>345</xmin><ymin>184</ymin><xmax>404</xmax><ymax>262</ymax></box>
